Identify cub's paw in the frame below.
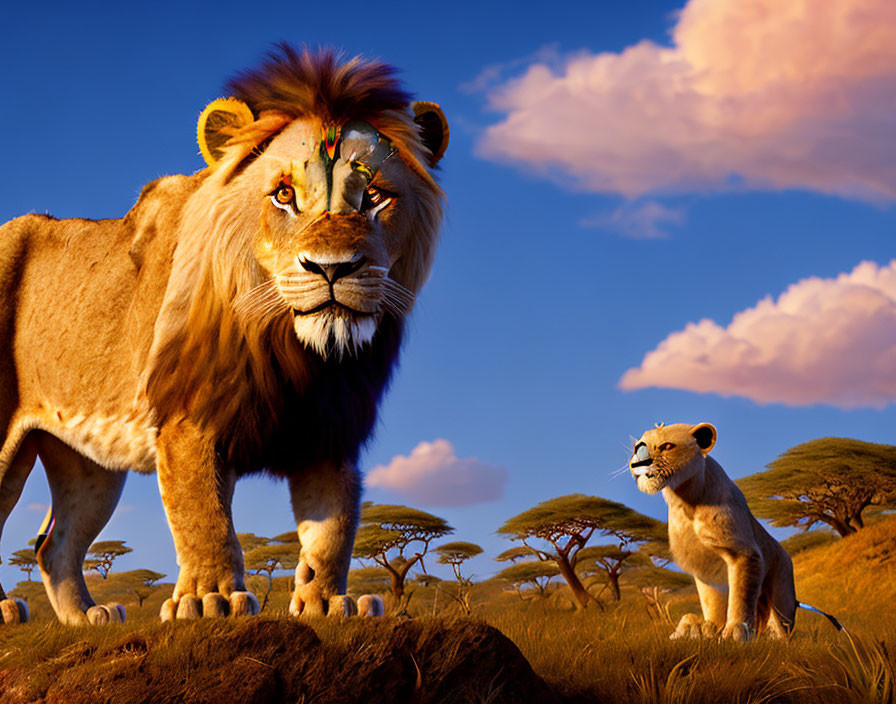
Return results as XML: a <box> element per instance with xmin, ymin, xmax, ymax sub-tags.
<box><xmin>670</xmin><ymin>613</ymin><xmax>718</xmax><ymax>640</ymax></box>
<box><xmin>86</xmin><ymin>603</ymin><xmax>126</xmax><ymax>625</ymax></box>
<box><xmin>290</xmin><ymin>588</ymin><xmax>357</xmax><ymax>618</ymax></box>
<box><xmin>721</xmin><ymin>621</ymin><xmax>752</xmax><ymax>641</ymax></box>
<box><xmin>0</xmin><ymin>598</ymin><xmax>29</xmax><ymax>624</ymax></box>
<box><xmin>160</xmin><ymin>591</ymin><xmax>259</xmax><ymax>621</ymax></box>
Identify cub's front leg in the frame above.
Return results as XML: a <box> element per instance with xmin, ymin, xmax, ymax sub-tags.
<box><xmin>156</xmin><ymin>419</ymin><xmax>259</xmax><ymax>620</ymax></box>
<box><xmin>721</xmin><ymin>550</ymin><xmax>763</xmax><ymax>640</ymax></box>
<box><xmin>288</xmin><ymin>461</ymin><xmax>360</xmax><ymax>618</ymax></box>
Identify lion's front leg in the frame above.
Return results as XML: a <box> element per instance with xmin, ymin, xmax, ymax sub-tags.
<box><xmin>156</xmin><ymin>420</ymin><xmax>258</xmax><ymax>620</ymax></box>
<box><xmin>722</xmin><ymin>550</ymin><xmax>762</xmax><ymax>640</ymax></box>
<box><xmin>288</xmin><ymin>462</ymin><xmax>360</xmax><ymax>618</ymax></box>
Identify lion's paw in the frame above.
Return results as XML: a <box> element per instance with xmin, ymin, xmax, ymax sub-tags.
<box><xmin>0</xmin><ymin>598</ymin><xmax>29</xmax><ymax>624</ymax></box>
<box><xmin>160</xmin><ymin>591</ymin><xmax>259</xmax><ymax>621</ymax></box>
<box><xmin>357</xmin><ymin>594</ymin><xmax>385</xmax><ymax>617</ymax></box>
<box><xmin>721</xmin><ymin>621</ymin><xmax>752</xmax><ymax>641</ymax></box>
<box><xmin>290</xmin><ymin>589</ymin><xmax>357</xmax><ymax>618</ymax></box>
<box><xmin>670</xmin><ymin>613</ymin><xmax>718</xmax><ymax>640</ymax></box>
<box><xmin>86</xmin><ymin>603</ymin><xmax>126</xmax><ymax>625</ymax></box>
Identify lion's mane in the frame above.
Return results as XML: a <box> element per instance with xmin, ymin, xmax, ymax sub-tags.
<box><xmin>145</xmin><ymin>46</ymin><xmax>443</xmax><ymax>472</ymax></box>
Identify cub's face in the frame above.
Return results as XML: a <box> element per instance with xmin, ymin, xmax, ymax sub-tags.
<box><xmin>629</xmin><ymin>423</ymin><xmax>717</xmax><ymax>495</ymax></box>
<box><xmin>245</xmin><ymin>118</ymin><xmax>431</xmax><ymax>357</ymax></box>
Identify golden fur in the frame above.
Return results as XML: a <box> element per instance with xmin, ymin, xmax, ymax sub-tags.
<box><xmin>630</xmin><ymin>423</ymin><xmax>796</xmax><ymax>640</ymax></box>
<box><xmin>0</xmin><ymin>47</ymin><xmax>446</xmax><ymax>624</ymax></box>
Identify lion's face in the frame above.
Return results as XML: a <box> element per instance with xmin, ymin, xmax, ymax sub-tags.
<box><xmin>235</xmin><ymin>118</ymin><xmax>422</xmax><ymax>356</ymax></box>
<box><xmin>629</xmin><ymin>423</ymin><xmax>717</xmax><ymax>495</ymax></box>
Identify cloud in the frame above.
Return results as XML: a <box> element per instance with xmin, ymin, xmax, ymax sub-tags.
<box><xmin>366</xmin><ymin>439</ymin><xmax>508</xmax><ymax>507</ymax></box>
<box><xmin>27</xmin><ymin>503</ymin><xmax>48</xmax><ymax>513</ymax></box>
<box><xmin>619</xmin><ymin>260</ymin><xmax>896</xmax><ymax>408</ymax></box>
<box><xmin>478</xmin><ymin>0</ymin><xmax>896</xmax><ymax>201</ymax></box>
<box><xmin>579</xmin><ymin>201</ymin><xmax>685</xmax><ymax>239</ymax></box>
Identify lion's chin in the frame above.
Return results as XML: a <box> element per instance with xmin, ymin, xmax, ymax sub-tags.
<box><xmin>292</xmin><ymin>309</ymin><xmax>378</xmax><ymax>359</ymax></box>
<box><xmin>635</xmin><ymin>475</ymin><xmax>667</xmax><ymax>496</ymax></box>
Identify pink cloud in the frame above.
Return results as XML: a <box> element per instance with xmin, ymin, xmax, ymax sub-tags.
<box><xmin>579</xmin><ymin>200</ymin><xmax>685</xmax><ymax>239</ymax></box>
<box><xmin>366</xmin><ymin>439</ymin><xmax>508</xmax><ymax>507</ymax></box>
<box><xmin>619</xmin><ymin>260</ymin><xmax>896</xmax><ymax>408</ymax></box>
<box><xmin>479</xmin><ymin>0</ymin><xmax>896</xmax><ymax>201</ymax></box>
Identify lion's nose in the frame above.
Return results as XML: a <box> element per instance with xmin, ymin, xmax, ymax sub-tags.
<box><xmin>299</xmin><ymin>255</ymin><xmax>367</xmax><ymax>282</ymax></box>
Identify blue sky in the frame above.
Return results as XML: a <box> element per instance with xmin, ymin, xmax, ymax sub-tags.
<box><xmin>1</xmin><ymin>0</ymin><xmax>895</xmax><ymax>591</ymax></box>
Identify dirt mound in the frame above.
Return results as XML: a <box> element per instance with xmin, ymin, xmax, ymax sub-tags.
<box><xmin>0</xmin><ymin>617</ymin><xmax>557</xmax><ymax>704</ymax></box>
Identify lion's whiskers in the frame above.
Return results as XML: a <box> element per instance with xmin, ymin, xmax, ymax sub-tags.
<box><xmin>233</xmin><ymin>280</ymin><xmax>290</xmax><ymax>324</ymax></box>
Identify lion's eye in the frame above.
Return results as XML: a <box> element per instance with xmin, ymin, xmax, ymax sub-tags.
<box><xmin>269</xmin><ymin>184</ymin><xmax>299</xmax><ymax>215</ymax></box>
<box><xmin>659</xmin><ymin>443</ymin><xmax>676</xmax><ymax>452</ymax></box>
<box><xmin>275</xmin><ymin>185</ymin><xmax>295</xmax><ymax>205</ymax></box>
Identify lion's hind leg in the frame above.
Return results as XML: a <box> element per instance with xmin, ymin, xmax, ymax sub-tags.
<box><xmin>34</xmin><ymin>433</ymin><xmax>128</xmax><ymax>625</ymax></box>
<box><xmin>0</xmin><ymin>433</ymin><xmax>38</xmax><ymax>624</ymax></box>
<box><xmin>762</xmin><ymin>556</ymin><xmax>796</xmax><ymax>639</ymax></box>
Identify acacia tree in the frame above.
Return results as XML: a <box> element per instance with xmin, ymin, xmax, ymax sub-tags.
<box><xmin>434</xmin><ymin>541</ymin><xmax>482</xmax><ymax>615</ymax></box>
<box><xmin>108</xmin><ymin>569</ymin><xmax>167</xmax><ymax>608</ymax></box>
<box><xmin>739</xmin><ymin>437</ymin><xmax>896</xmax><ymax>537</ymax></box>
<box><xmin>241</xmin><ymin>535</ymin><xmax>300</xmax><ymax>611</ymax></box>
<box><xmin>495</xmin><ymin>546</ymin><xmax>538</xmax><ymax>564</ymax></box>
<box><xmin>498</xmin><ymin>494</ymin><xmax>666</xmax><ymax>611</ymax></box>
<box><xmin>7</xmin><ymin>549</ymin><xmax>38</xmax><ymax>581</ymax></box>
<box><xmin>496</xmin><ymin>560</ymin><xmax>559</xmax><ymax>601</ymax></box>
<box><xmin>574</xmin><ymin>545</ymin><xmax>652</xmax><ymax>601</ymax></box>
<box><xmin>84</xmin><ymin>540</ymin><xmax>133</xmax><ymax>579</ymax></box>
<box><xmin>352</xmin><ymin>503</ymin><xmax>453</xmax><ymax>613</ymax></box>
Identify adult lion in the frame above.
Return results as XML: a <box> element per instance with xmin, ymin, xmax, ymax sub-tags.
<box><xmin>0</xmin><ymin>46</ymin><xmax>448</xmax><ymax>624</ymax></box>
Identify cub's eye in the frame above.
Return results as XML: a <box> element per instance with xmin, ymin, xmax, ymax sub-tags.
<box><xmin>361</xmin><ymin>184</ymin><xmax>397</xmax><ymax>220</ymax></box>
<box><xmin>269</xmin><ymin>184</ymin><xmax>299</xmax><ymax>215</ymax></box>
<box><xmin>659</xmin><ymin>443</ymin><xmax>676</xmax><ymax>452</ymax></box>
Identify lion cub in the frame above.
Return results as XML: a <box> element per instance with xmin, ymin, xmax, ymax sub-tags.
<box><xmin>630</xmin><ymin>422</ymin><xmax>795</xmax><ymax>640</ymax></box>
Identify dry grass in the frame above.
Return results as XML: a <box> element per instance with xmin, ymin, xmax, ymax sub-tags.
<box><xmin>2</xmin><ymin>519</ymin><xmax>895</xmax><ymax>703</ymax></box>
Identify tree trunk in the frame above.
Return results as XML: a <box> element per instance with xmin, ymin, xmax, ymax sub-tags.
<box><xmin>389</xmin><ymin>570</ymin><xmax>404</xmax><ymax>603</ymax></box>
<box><xmin>608</xmin><ymin>572</ymin><xmax>621</xmax><ymax>601</ymax></box>
<box><xmin>554</xmin><ymin>556</ymin><xmax>595</xmax><ymax>610</ymax></box>
<box><xmin>820</xmin><ymin>515</ymin><xmax>857</xmax><ymax>537</ymax></box>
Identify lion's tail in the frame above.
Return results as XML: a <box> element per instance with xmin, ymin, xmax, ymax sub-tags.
<box><xmin>798</xmin><ymin>601</ymin><xmax>843</xmax><ymax>631</ymax></box>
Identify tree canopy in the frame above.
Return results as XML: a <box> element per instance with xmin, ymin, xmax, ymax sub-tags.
<box><xmin>498</xmin><ymin>494</ymin><xmax>667</xmax><ymax>610</ymax></box>
<box><xmin>739</xmin><ymin>437</ymin><xmax>896</xmax><ymax>536</ymax></box>
<box><xmin>495</xmin><ymin>546</ymin><xmax>540</xmax><ymax>563</ymax></box>
<box><xmin>496</xmin><ymin>560</ymin><xmax>559</xmax><ymax>600</ymax></box>
<box><xmin>7</xmin><ymin>549</ymin><xmax>38</xmax><ymax>581</ymax></box>
<box><xmin>352</xmin><ymin>502</ymin><xmax>453</xmax><ymax>612</ymax></box>
<box><xmin>575</xmin><ymin>545</ymin><xmax>653</xmax><ymax>601</ymax></box>
<box><xmin>84</xmin><ymin>540</ymin><xmax>132</xmax><ymax>579</ymax></box>
<box><xmin>434</xmin><ymin>541</ymin><xmax>483</xmax><ymax>615</ymax></box>
<box><xmin>106</xmin><ymin>569</ymin><xmax>167</xmax><ymax>608</ymax></box>
<box><xmin>242</xmin><ymin>536</ymin><xmax>300</xmax><ymax>611</ymax></box>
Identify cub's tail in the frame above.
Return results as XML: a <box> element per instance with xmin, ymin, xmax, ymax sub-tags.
<box><xmin>798</xmin><ymin>601</ymin><xmax>843</xmax><ymax>631</ymax></box>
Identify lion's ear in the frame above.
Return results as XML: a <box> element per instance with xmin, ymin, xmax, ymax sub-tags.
<box><xmin>197</xmin><ymin>98</ymin><xmax>255</xmax><ymax>166</ymax></box>
<box><xmin>691</xmin><ymin>423</ymin><xmax>717</xmax><ymax>455</ymax></box>
<box><xmin>412</xmin><ymin>101</ymin><xmax>449</xmax><ymax>167</ymax></box>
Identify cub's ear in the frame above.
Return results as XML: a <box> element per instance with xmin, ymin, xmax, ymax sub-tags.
<box><xmin>197</xmin><ymin>97</ymin><xmax>255</xmax><ymax>166</ymax></box>
<box><xmin>412</xmin><ymin>101</ymin><xmax>449</xmax><ymax>167</ymax></box>
<box><xmin>691</xmin><ymin>423</ymin><xmax>717</xmax><ymax>455</ymax></box>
